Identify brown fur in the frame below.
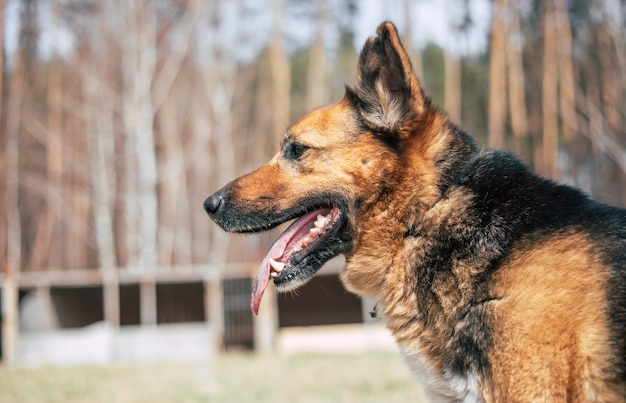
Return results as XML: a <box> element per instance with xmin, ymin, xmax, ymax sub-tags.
<box><xmin>489</xmin><ymin>233</ymin><xmax>621</xmax><ymax>401</ymax></box>
<box><xmin>205</xmin><ymin>22</ymin><xmax>626</xmax><ymax>401</ymax></box>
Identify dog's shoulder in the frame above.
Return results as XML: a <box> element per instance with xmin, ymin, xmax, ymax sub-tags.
<box><xmin>451</xmin><ymin>150</ymin><xmax>597</xmax><ymax>230</ymax></box>
<box><xmin>449</xmin><ymin>150</ymin><xmax>626</xmax><ymax>386</ymax></box>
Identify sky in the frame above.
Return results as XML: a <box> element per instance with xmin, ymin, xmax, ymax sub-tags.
<box><xmin>3</xmin><ymin>0</ymin><xmax>493</xmax><ymax>68</ymax></box>
<box><xmin>354</xmin><ymin>0</ymin><xmax>491</xmax><ymax>56</ymax></box>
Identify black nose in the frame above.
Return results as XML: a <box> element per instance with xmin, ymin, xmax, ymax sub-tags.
<box><xmin>204</xmin><ymin>192</ymin><xmax>224</xmax><ymax>215</ymax></box>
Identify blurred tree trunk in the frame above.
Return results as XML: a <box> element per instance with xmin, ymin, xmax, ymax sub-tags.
<box><xmin>403</xmin><ymin>0</ymin><xmax>422</xmax><ymax>79</ymax></box>
<box><xmin>578</xmin><ymin>25</ymin><xmax>605</xmax><ymax>201</ymax></box>
<box><xmin>121</xmin><ymin>0</ymin><xmax>159</xmax><ymax>324</ymax></box>
<box><xmin>29</xmin><ymin>58</ymin><xmax>62</xmax><ymax>270</ymax></box>
<box><xmin>190</xmin><ymin>101</ymin><xmax>212</xmax><ymax>263</ymax></box>
<box><xmin>554</xmin><ymin>0</ymin><xmax>577</xmax><ymax>143</ymax></box>
<box><xmin>204</xmin><ymin>0</ymin><xmax>239</xmax><ymax>264</ymax></box>
<box><xmin>306</xmin><ymin>0</ymin><xmax>328</xmax><ymax>111</ymax></box>
<box><xmin>3</xmin><ymin>0</ymin><xmax>38</xmax><ymax>366</ymax></box>
<box><xmin>27</xmin><ymin>1</ymin><xmax>63</xmax><ymax>270</ymax></box>
<box><xmin>189</xmin><ymin>91</ymin><xmax>212</xmax><ymax>263</ymax></box>
<box><xmin>607</xmin><ymin>16</ymin><xmax>626</xmax><ymax>205</ymax></box>
<box><xmin>86</xmin><ymin>78</ymin><xmax>120</xmax><ymax>325</ymax></box>
<box><xmin>84</xmin><ymin>2</ymin><xmax>119</xmax><ymax>325</ymax></box>
<box><xmin>155</xmin><ymin>4</ymin><xmax>197</xmax><ymax>266</ymax></box>
<box><xmin>506</xmin><ymin>2</ymin><xmax>529</xmax><ymax>161</ymax></box>
<box><xmin>65</xmin><ymin>118</ymin><xmax>90</xmax><ymax>270</ymax></box>
<box><xmin>599</xmin><ymin>29</ymin><xmax>622</xmax><ymax>142</ymax></box>
<box><xmin>443</xmin><ymin>0</ymin><xmax>462</xmax><ymax>124</ymax></box>
<box><xmin>269</xmin><ymin>0</ymin><xmax>290</xmax><ymax>143</ymax></box>
<box><xmin>119</xmin><ymin>4</ymin><xmax>138</xmax><ymax>267</ymax></box>
<box><xmin>0</xmin><ymin>0</ymin><xmax>4</xmax><ymax>273</ymax></box>
<box><xmin>157</xmin><ymin>93</ymin><xmax>178</xmax><ymax>266</ymax></box>
<box><xmin>583</xmin><ymin>23</ymin><xmax>605</xmax><ymax>158</ymax></box>
<box><xmin>3</xmin><ymin>50</ymin><xmax>24</xmax><ymax>369</ymax></box>
<box><xmin>444</xmin><ymin>50</ymin><xmax>461</xmax><ymax>124</ymax></box>
<box><xmin>598</xmin><ymin>19</ymin><xmax>626</xmax><ymax>206</ymax></box>
<box><xmin>542</xmin><ymin>2</ymin><xmax>559</xmax><ymax>179</ymax></box>
<box><xmin>122</xmin><ymin>0</ymin><xmax>158</xmax><ymax>268</ymax></box>
<box><xmin>554</xmin><ymin>0</ymin><xmax>577</xmax><ymax>183</ymax></box>
<box><xmin>157</xmin><ymin>89</ymin><xmax>193</xmax><ymax>265</ymax></box>
<box><xmin>488</xmin><ymin>0</ymin><xmax>507</xmax><ymax>149</ymax></box>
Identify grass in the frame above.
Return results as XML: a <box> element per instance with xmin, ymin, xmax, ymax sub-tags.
<box><xmin>0</xmin><ymin>351</ymin><xmax>426</xmax><ymax>402</ymax></box>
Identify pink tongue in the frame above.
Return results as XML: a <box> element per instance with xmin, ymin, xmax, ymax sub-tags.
<box><xmin>251</xmin><ymin>208</ymin><xmax>330</xmax><ymax>315</ymax></box>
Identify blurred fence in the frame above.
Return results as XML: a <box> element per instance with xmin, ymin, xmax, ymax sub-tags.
<box><xmin>0</xmin><ymin>263</ymin><xmax>261</xmax><ymax>366</ymax></box>
<box><xmin>0</xmin><ymin>257</ymin><xmax>380</xmax><ymax>366</ymax></box>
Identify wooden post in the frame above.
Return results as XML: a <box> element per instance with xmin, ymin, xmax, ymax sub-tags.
<box><xmin>253</xmin><ymin>285</ymin><xmax>278</xmax><ymax>353</ymax></box>
<box><xmin>140</xmin><ymin>278</ymin><xmax>157</xmax><ymax>325</ymax></box>
<box><xmin>103</xmin><ymin>277</ymin><xmax>120</xmax><ymax>327</ymax></box>
<box><xmin>2</xmin><ymin>275</ymin><xmax>18</xmax><ymax>367</ymax></box>
<box><xmin>206</xmin><ymin>271</ymin><xmax>224</xmax><ymax>351</ymax></box>
<box><xmin>3</xmin><ymin>33</ymin><xmax>23</xmax><ymax>367</ymax></box>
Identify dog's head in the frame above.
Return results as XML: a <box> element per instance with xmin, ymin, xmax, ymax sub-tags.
<box><xmin>204</xmin><ymin>22</ymin><xmax>472</xmax><ymax>314</ymax></box>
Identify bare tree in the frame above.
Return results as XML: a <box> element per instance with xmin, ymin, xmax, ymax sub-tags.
<box><xmin>155</xmin><ymin>3</ymin><xmax>199</xmax><ymax>266</ymax></box>
<box><xmin>0</xmin><ymin>0</ymin><xmax>6</xmax><ymax>273</ymax></box>
<box><xmin>306</xmin><ymin>0</ymin><xmax>328</xmax><ymax>111</ymax></box>
<box><xmin>506</xmin><ymin>2</ymin><xmax>529</xmax><ymax>160</ymax></box>
<box><xmin>121</xmin><ymin>0</ymin><xmax>159</xmax><ymax>324</ymax></box>
<box><xmin>29</xmin><ymin>4</ymin><xmax>63</xmax><ymax>270</ymax></box>
<box><xmin>189</xmin><ymin>93</ymin><xmax>213</xmax><ymax>263</ymax></box>
<box><xmin>3</xmin><ymin>41</ymin><xmax>25</xmax><ymax>372</ymax></box>
<box><xmin>443</xmin><ymin>0</ymin><xmax>463</xmax><ymax>125</ymax></box>
<box><xmin>598</xmin><ymin>11</ymin><xmax>626</xmax><ymax>205</ymax></box>
<box><xmin>488</xmin><ymin>0</ymin><xmax>507</xmax><ymax>149</ymax></box>
<box><xmin>444</xmin><ymin>50</ymin><xmax>462</xmax><ymax>124</ymax></box>
<box><xmin>542</xmin><ymin>2</ymin><xmax>559</xmax><ymax>179</ymax></box>
<box><xmin>269</xmin><ymin>0</ymin><xmax>291</xmax><ymax>143</ymax></box>
<box><xmin>158</xmin><ymin>88</ymin><xmax>193</xmax><ymax>266</ymax></box>
<box><xmin>83</xmin><ymin>0</ymin><xmax>120</xmax><ymax>326</ymax></box>
<box><xmin>554</xmin><ymin>0</ymin><xmax>577</xmax><ymax>143</ymax></box>
<box><xmin>202</xmin><ymin>0</ymin><xmax>240</xmax><ymax>264</ymax></box>
<box><xmin>599</xmin><ymin>24</ymin><xmax>623</xmax><ymax>146</ymax></box>
<box><xmin>403</xmin><ymin>0</ymin><xmax>423</xmax><ymax>80</ymax></box>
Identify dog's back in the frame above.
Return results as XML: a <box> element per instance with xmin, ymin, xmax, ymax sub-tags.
<box><xmin>386</xmin><ymin>149</ymin><xmax>626</xmax><ymax>400</ymax></box>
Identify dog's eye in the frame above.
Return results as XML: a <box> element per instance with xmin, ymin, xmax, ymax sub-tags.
<box><xmin>284</xmin><ymin>142</ymin><xmax>309</xmax><ymax>160</ymax></box>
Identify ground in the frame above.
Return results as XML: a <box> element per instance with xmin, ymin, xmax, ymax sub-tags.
<box><xmin>0</xmin><ymin>351</ymin><xmax>426</xmax><ymax>402</ymax></box>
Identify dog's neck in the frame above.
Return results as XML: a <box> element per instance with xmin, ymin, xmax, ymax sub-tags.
<box><xmin>341</xmin><ymin>112</ymin><xmax>478</xmax><ymax>297</ymax></box>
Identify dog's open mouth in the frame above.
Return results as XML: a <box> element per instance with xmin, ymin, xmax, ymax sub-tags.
<box><xmin>251</xmin><ymin>205</ymin><xmax>343</xmax><ymax>315</ymax></box>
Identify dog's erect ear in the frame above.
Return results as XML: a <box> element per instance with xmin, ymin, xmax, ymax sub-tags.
<box><xmin>349</xmin><ymin>21</ymin><xmax>427</xmax><ymax>134</ymax></box>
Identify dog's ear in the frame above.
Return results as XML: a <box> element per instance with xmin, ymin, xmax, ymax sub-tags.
<box><xmin>348</xmin><ymin>21</ymin><xmax>427</xmax><ymax>135</ymax></box>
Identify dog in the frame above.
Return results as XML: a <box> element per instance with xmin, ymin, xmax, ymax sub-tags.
<box><xmin>204</xmin><ymin>21</ymin><xmax>626</xmax><ymax>401</ymax></box>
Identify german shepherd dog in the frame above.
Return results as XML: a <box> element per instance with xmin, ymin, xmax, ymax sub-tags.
<box><xmin>204</xmin><ymin>22</ymin><xmax>626</xmax><ymax>401</ymax></box>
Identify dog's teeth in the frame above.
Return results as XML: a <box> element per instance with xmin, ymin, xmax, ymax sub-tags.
<box><xmin>309</xmin><ymin>227</ymin><xmax>320</xmax><ymax>236</ymax></box>
<box><xmin>314</xmin><ymin>215</ymin><xmax>327</xmax><ymax>229</ymax></box>
<box><xmin>269</xmin><ymin>258</ymin><xmax>284</xmax><ymax>273</ymax></box>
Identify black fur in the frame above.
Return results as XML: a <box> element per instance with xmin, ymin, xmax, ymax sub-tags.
<box><xmin>413</xmin><ymin>148</ymin><xmax>626</xmax><ymax>380</ymax></box>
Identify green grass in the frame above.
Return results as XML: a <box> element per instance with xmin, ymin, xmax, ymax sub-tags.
<box><xmin>0</xmin><ymin>351</ymin><xmax>426</xmax><ymax>402</ymax></box>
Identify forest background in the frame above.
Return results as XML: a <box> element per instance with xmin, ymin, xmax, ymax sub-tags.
<box><xmin>1</xmin><ymin>0</ymin><xmax>625</xmax><ymax>286</ymax></box>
